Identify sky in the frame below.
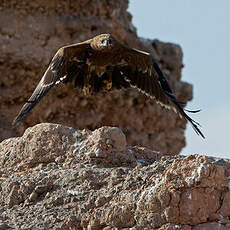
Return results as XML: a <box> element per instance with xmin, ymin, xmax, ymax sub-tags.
<box><xmin>128</xmin><ymin>0</ymin><xmax>230</xmax><ymax>158</ymax></box>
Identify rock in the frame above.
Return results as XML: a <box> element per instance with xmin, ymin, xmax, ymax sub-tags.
<box><xmin>193</xmin><ymin>222</ymin><xmax>230</xmax><ymax>230</ymax></box>
<box><xmin>0</xmin><ymin>123</ymin><xmax>164</xmax><ymax>171</ymax></box>
<box><xmin>0</xmin><ymin>0</ymin><xmax>193</xmax><ymax>154</ymax></box>
<box><xmin>219</xmin><ymin>191</ymin><xmax>230</xmax><ymax>217</ymax></box>
<box><xmin>0</xmin><ymin>223</ymin><xmax>12</xmax><ymax>230</ymax></box>
<box><xmin>28</xmin><ymin>191</ymin><xmax>38</xmax><ymax>202</ymax></box>
<box><xmin>0</xmin><ymin>123</ymin><xmax>230</xmax><ymax>229</ymax></box>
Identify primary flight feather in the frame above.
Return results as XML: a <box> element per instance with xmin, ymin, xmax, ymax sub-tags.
<box><xmin>13</xmin><ymin>33</ymin><xmax>205</xmax><ymax>138</ymax></box>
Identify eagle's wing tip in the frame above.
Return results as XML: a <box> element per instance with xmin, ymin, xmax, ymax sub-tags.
<box><xmin>198</xmin><ymin>130</ymin><xmax>205</xmax><ymax>139</ymax></box>
<box><xmin>12</xmin><ymin>118</ymin><xmax>20</xmax><ymax>129</ymax></box>
<box><xmin>189</xmin><ymin>118</ymin><xmax>205</xmax><ymax>139</ymax></box>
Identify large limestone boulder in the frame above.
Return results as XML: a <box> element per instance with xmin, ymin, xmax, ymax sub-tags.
<box><xmin>0</xmin><ymin>123</ymin><xmax>229</xmax><ymax>229</ymax></box>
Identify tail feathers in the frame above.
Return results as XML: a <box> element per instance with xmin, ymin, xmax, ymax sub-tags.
<box><xmin>174</xmin><ymin>101</ymin><xmax>201</xmax><ymax>113</ymax></box>
<box><xmin>184</xmin><ymin>108</ymin><xmax>201</xmax><ymax>113</ymax></box>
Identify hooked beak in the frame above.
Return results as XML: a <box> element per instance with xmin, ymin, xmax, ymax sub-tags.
<box><xmin>104</xmin><ymin>39</ymin><xmax>109</xmax><ymax>47</ymax></box>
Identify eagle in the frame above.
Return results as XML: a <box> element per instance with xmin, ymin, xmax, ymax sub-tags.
<box><xmin>13</xmin><ymin>33</ymin><xmax>204</xmax><ymax>138</ymax></box>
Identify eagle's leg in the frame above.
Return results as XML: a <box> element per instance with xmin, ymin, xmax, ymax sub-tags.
<box><xmin>82</xmin><ymin>67</ymin><xmax>91</xmax><ymax>95</ymax></box>
<box><xmin>82</xmin><ymin>83</ymin><xmax>91</xmax><ymax>95</ymax></box>
<box><xmin>103</xmin><ymin>68</ymin><xmax>113</xmax><ymax>91</ymax></box>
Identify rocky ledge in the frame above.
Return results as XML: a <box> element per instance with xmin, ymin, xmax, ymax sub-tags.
<box><xmin>0</xmin><ymin>123</ymin><xmax>229</xmax><ymax>229</ymax></box>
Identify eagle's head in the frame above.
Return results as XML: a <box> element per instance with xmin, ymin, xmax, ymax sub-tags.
<box><xmin>91</xmin><ymin>34</ymin><xmax>119</xmax><ymax>51</ymax></box>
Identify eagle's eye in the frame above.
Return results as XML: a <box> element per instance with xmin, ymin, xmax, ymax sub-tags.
<box><xmin>101</xmin><ymin>38</ymin><xmax>106</xmax><ymax>44</ymax></box>
<box><xmin>100</xmin><ymin>38</ymin><xmax>111</xmax><ymax>48</ymax></box>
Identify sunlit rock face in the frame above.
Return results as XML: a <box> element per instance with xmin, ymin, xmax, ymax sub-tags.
<box><xmin>0</xmin><ymin>123</ymin><xmax>229</xmax><ymax>229</ymax></box>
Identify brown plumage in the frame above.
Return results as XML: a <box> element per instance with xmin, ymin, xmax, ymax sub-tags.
<box><xmin>13</xmin><ymin>33</ymin><xmax>204</xmax><ymax>138</ymax></box>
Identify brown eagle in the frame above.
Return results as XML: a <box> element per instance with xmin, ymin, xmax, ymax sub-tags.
<box><xmin>13</xmin><ymin>33</ymin><xmax>204</xmax><ymax>138</ymax></box>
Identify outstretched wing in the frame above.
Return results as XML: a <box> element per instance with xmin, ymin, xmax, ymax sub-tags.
<box><xmin>115</xmin><ymin>46</ymin><xmax>205</xmax><ymax>138</ymax></box>
<box><xmin>12</xmin><ymin>41</ymin><xmax>91</xmax><ymax>127</ymax></box>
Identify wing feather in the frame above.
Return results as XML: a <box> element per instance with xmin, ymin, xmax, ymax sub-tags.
<box><xmin>13</xmin><ymin>41</ymin><xmax>91</xmax><ymax>127</ymax></box>
<box><xmin>116</xmin><ymin>46</ymin><xmax>205</xmax><ymax>138</ymax></box>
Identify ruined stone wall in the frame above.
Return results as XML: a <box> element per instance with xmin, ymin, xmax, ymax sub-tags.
<box><xmin>0</xmin><ymin>0</ymin><xmax>193</xmax><ymax>154</ymax></box>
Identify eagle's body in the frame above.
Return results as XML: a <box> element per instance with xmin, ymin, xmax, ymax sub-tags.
<box><xmin>13</xmin><ymin>34</ymin><xmax>204</xmax><ymax>138</ymax></box>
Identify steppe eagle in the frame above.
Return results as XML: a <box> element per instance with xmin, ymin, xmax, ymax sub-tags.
<box><xmin>13</xmin><ymin>33</ymin><xmax>204</xmax><ymax>138</ymax></box>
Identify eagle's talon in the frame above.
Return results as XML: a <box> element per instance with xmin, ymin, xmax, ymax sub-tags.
<box><xmin>103</xmin><ymin>80</ymin><xmax>112</xmax><ymax>90</ymax></box>
<box><xmin>83</xmin><ymin>85</ymin><xmax>91</xmax><ymax>95</ymax></box>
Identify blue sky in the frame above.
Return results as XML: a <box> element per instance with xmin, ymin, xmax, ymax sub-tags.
<box><xmin>129</xmin><ymin>0</ymin><xmax>230</xmax><ymax>158</ymax></box>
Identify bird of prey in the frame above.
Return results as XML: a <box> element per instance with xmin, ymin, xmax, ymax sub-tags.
<box><xmin>13</xmin><ymin>33</ymin><xmax>204</xmax><ymax>138</ymax></box>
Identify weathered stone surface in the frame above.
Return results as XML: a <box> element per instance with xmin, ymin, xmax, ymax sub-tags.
<box><xmin>0</xmin><ymin>123</ymin><xmax>229</xmax><ymax>229</ymax></box>
<box><xmin>219</xmin><ymin>191</ymin><xmax>230</xmax><ymax>217</ymax></box>
<box><xmin>193</xmin><ymin>222</ymin><xmax>230</xmax><ymax>230</ymax></box>
<box><xmin>0</xmin><ymin>123</ymin><xmax>164</xmax><ymax>172</ymax></box>
<box><xmin>0</xmin><ymin>0</ymin><xmax>193</xmax><ymax>154</ymax></box>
